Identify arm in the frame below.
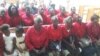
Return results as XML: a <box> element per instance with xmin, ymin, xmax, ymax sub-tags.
<box><xmin>25</xmin><ymin>28</ymin><xmax>34</xmax><ymax>51</ymax></box>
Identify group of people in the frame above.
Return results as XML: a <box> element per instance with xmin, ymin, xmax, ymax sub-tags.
<box><xmin>0</xmin><ymin>1</ymin><xmax>100</xmax><ymax>56</ymax></box>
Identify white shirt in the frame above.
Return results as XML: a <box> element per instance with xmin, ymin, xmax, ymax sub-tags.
<box><xmin>3</xmin><ymin>33</ymin><xmax>15</xmax><ymax>52</ymax></box>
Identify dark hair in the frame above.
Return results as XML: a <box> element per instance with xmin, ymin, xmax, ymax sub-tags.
<box><xmin>91</xmin><ymin>14</ymin><xmax>99</xmax><ymax>21</ymax></box>
<box><xmin>8</xmin><ymin>4</ymin><xmax>19</xmax><ymax>17</ymax></box>
<box><xmin>1</xmin><ymin>24</ymin><xmax>10</xmax><ymax>32</ymax></box>
<box><xmin>15</xmin><ymin>26</ymin><xmax>24</xmax><ymax>33</ymax></box>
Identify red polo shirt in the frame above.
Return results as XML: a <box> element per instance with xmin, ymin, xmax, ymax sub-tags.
<box><xmin>73</xmin><ymin>22</ymin><xmax>87</xmax><ymax>39</ymax></box>
<box><xmin>57</xmin><ymin>12</ymin><xmax>68</xmax><ymax>23</ymax></box>
<box><xmin>25</xmin><ymin>26</ymin><xmax>48</xmax><ymax>51</ymax></box>
<box><xmin>40</xmin><ymin>13</ymin><xmax>51</xmax><ymax>24</ymax></box>
<box><xmin>87</xmin><ymin>22</ymin><xmax>100</xmax><ymax>42</ymax></box>
<box><xmin>10</xmin><ymin>15</ymin><xmax>22</xmax><ymax>27</ymax></box>
<box><xmin>48</xmin><ymin>24</ymin><xmax>63</xmax><ymax>41</ymax></box>
<box><xmin>21</xmin><ymin>14</ymin><xmax>34</xmax><ymax>26</ymax></box>
<box><xmin>62</xmin><ymin>24</ymin><xmax>75</xmax><ymax>38</ymax></box>
<box><xmin>0</xmin><ymin>15</ymin><xmax>10</xmax><ymax>26</ymax></box>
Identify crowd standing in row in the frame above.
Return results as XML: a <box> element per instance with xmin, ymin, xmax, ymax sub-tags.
<box><xmin>0</xmin><ymin>1</ymin><xmax>100</xmax><ymax>56</ymax></box>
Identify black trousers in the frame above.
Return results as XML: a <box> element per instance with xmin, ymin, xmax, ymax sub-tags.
<box><xmin>29</xmin><ymin>50</ymin><xmax>48</xmax><ymax>56</ymax></box>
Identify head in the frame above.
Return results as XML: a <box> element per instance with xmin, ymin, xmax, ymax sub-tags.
<box><xmin>39</xmin><ymin>7</ymin><xmax>44</xmax><ymax>14</ymax></box>
<box><xmin>91</xmin><ymin>14</ymin><xmax>99</xmax><ymax>24</ymax></box>
<box><xmin>63</xmin><ymin>16</ymin><xmax>73</xmax><ymax>26</ymax></box>
<box><xmin>8</xmin><ymin>5</ymin><xmax>19</xmax><ymax>17</ymax></box>
<box><xmin>1</xmin><ymin>24</ymin><xmax>10</xmax><ymax>36</ymax></box>
<box><xmin>60</xmin><ymin>6</ymin><xmax>66</xmax><ymax>14</ymax></box>
<box><xmin>71</xmin><ymin>7</ymin><xmax>76</xmax><ymax>13</ymax></box>
<box><xmin>25</xmin><ymin>6</ymin><xmax>31</xmax><ymax>15</ymax></box>
<box><xmin>0</xmin><ymin>1</ymin><xmax>6</xmax><ymax>7</ymax></box>
<box><xmin>51</xmin><ymin>16</ymin><xmax>59</xmax><ymax>28</ymax></box>
<box><xmin>21</xmin><ymin>1</ymin><xmax>28</xmax><ymax>9</ymax></box>
<box><xmin>0</xmin><ymin>7</ymin><xmax>5</xmax><ymax>16</ymax></box>
<box><xmin>15</xmin><ymin>26</ymin><xmax>24</xmax><ymax>37</ymax></box>
<box><xmin>50</xmin><ymin>4</ymin><xmax>55</xmax><ymax>9</ymax></box>
<box><xmin>76</xmin><ymin>16</ymin><xmax>82</xmax><ymax>23</ymax></box>
<box><xmin>49</xmin><ymin>8</ymin><xmax>56</xmax><ymax>16</ymax></box>
<box><xmin>72</xmin><ymin>14</ymin><xmax>79</xmax><ymax>22</ymax></box>
<box><xmin>34</xmin><ymin>15</ymin><xmax>43</xmax><ymax>30</ymax></box>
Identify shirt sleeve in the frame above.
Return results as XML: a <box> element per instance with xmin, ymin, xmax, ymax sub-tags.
<box><xmin>25</xmin><ymin>28</ymin><xmax>34</xmax><ymax>51</ymax></box>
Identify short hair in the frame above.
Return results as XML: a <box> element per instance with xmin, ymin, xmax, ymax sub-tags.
<box><xmin>34</xmin><ymin>14</ymin><xmax>43</xmax><ymax>23</ymax></box>
<box><xmin>63</xmin><ymin>16</ymin><xmax>72</xmax><ymax>24</ymax></box>
<box><xmin>1</xmin><ymin>24</ymin><xmax>10</xmax><ymax>32</ymax></box>
<box><xmin>91</xmin><ymin>14</ymin><xmax>99</xmax><ymax>21</ymax></box>
<box><xmin>15</xmin><ymin>26</ymin><xmax>24</xmax><ymax>33</ymax></box>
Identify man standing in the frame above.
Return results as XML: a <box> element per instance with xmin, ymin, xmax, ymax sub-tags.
<box><xmin>25</xmin><ymin>15</ymin><xmax>48</xmax><ymax>56</ymax></box>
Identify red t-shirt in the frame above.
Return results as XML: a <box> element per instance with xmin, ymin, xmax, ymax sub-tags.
<box><xmin>21</xmin><ymin>14</ymin><xmax>34</xmax><ymax>26</ymax></box>
<box><xmin>10</xmin><ymin>15</ymin><xmax>22</xmax><ymax>27</ymax></box>
<box><xmin>0</xmin><ymin>15</ymin><xmax>10</xmax><ymax>26</ymax></box>
<box><xmin>87</xmin><ymin>22</ymin><xmax>100</xmax><ymax>42</ymax></box>
<box><xmin>25</xmin><ymin>26</ymin><xmax>48</xmax><ymax>51</ymax></box>
<box><xmin>62</xmin><ymin>24</ymin><xmax>75</xmax><ymax>38</ymax></box>
<box><xmin>48</xmin><ymin>24</ymin><xmax>63</xmax><ymax>41</ymax></box>
<box><xmin>41</xmin><ymin>13</ymin><xmax>51</xmax><ymax>24</ymax></box>
<box><xmin>73</xmin><ymin>22</ymin><xmax>87</xmax><ymax>39</ymax></box>
<box><xmin>57</xmin><ymin>12</ymin><xmax>68</xmax><ymax>23</ymax></box>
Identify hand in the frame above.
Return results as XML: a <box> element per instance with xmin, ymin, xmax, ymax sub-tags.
<box><xmin>34</xmin><ymin>49</ymin><xmax>39</xmax><ymax>54</ymax></box>
<box><xmin>40</xmin><ymin>48</ymin><xmax>45</xmax><ymax>53</ymax></box>
<box><xmin>70</xmin><ymin>43</ymin><xmax>75</xmax><ymax>49</ymax></box>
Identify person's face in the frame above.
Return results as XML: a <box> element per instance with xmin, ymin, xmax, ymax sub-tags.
<box><xmin>11</xmin><ymin>6</ymin><xmax>17</xmax><ymax>14</ymax></box>
<box><xmin>25</xmin><ymin>7</ymin><xmax>31</xmax><ymax>15</ymax></box>
<box><xmin>39</xmin><ymin>8</ymin><xmax>44</xmax><ymax>14</ymax></box>
<box><xmin>93</xmin><ymin>18</ymin><xmax>99</xmax><ymax>23</ymax></box>
<box><xmin>3</xmin><ymin>30</ymin><xmax>10</xmax><ymax>36</ymax></box>
<box><xmin>78</xmin><ymin>17</ymin><xmax>82</xmax><ymax>22</ymax></box>
<box><xmin>60</xmin><ymin>7</ymin><xmax>66</xmax><ymax>13</ymax></box>
<box><xmin>0</xmin><ymin>10</ymin><xmax>5</xmax><ymax>16</ymax></box>
<box><xmin>65</xmin><ymin>19</ymin><xmax>72</xmax><ymax>26</ymax></box>
<box><xmin>30</xmin><ymin>3</ymin><xmax>34</xmax><ymax>7</ymax></box>
<box><xmin>34</xmin><ymin>19</ymin><xmax>43</xmax><ymax>29</ymax></box>
<box><xmin>16</xmin><ymin>32</ymin><xmax>23</xmax><ymax>37</ymax></box>
<box><xmin>49</xmin><ymin>9</ymin><xmax>55</xmax><ymax>16</ymax></box>
<box><xmin>71</xmin><ymin>7</ymin><xmax>76</xmax><ymax>13</ymax></box>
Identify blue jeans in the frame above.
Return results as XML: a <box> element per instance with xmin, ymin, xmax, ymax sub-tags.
<box><xmin>81</xmin><ymin>45</ymin><xmax>96</xmax><ymax>56</ymax></box>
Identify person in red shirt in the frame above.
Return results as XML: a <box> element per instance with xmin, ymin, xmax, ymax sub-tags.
<box><xmin>25</xmin><ymin>15</ymin><xmax>48</xmax><ymax>56</ymax></box>
<box><xmin>58</xmin><ymin>6</ymin><xmax>68</xmax><ymax>23</ymax></box>
<box><xmin>87</xmin><ymin>14</ymin><xmax>100</xmax><ymax>43</ymax></box>
<box><xmin>72</xmin><ymin>16</ymin><xmax>87</xmax><ymax>56</ymax></box>
<box><xmin>8</xmin><ymin>4</ymin><xmax>22</xmax><ymax>27</ymax></box>
<box><xmin>0</xmin><ymin>7</ymin><xmax>10</xmax><ymax>26</ymax></box>
<box><xmin>69</xmin><ymin>7</ymin><xmax>79</xmax><ymax>22</ymax></box>
<box><xmin>21</xmin><ymin>6</ymin><xmax>34</xmax><ymax>26</ymax></box>
<box><xmin>61</xmin><ymin>16</ymin><xmax>76</xmax><ymax>56</ymax></box>
<box><xmin>19</xmin><ymin>2</ymin><xmax>28</xmax><ymax>16</ymax></box>
<box><xmin>81</xmin><ymin>14</ymin><xmax>100</xmax><ymax>56</ymax></box>
<box><xmin>48</xmin><ymin>16</ymin><xmax>62</xmax><ymax>56</ymax></box>
<box><xmin>73</xmin><ymin>16</ymin><xmax>87</xmax><ymax>40</ymax></box>
<box><xmin>39</xmin><ymin>7</ymin><xmax>51</xmax><ymax>24</ymax></box>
